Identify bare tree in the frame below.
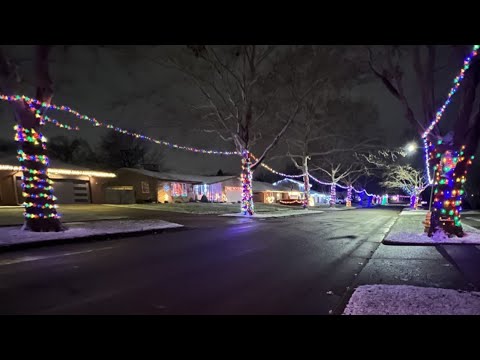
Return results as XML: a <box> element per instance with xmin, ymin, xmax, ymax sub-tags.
<box><xmin>264</xmin><ymin>46</ymin><xmax>381</xmax><ymax>209</ymax></box>
<box><xmin>286</xmin><ymin>96</ymin><xmax>380</xmax><ymax>208</ymax></box>
<box><xmin>163</xmin><ymin>45</ymin><xmax>322</xmax><ymax>214</ymax></box>
<box><xmin>312</xmin><ymin>156</ymin><xmax>369</xmax><ymax>207</ymax></box>
<box><xmin>381</xmin><ymin>164</ymin><xmax>429</xmax><ymax>209</ymax></box>
<box><xmin>343</xmin><ymin>161</ymin><xmax>373</xmax><ymax>207</ymax></box>
<box><xmin>368</xmin><ymin>45</ymin><xmax>480</xmax><ymax>235</ymax></box>
<box><xmin>0</xmin><ymin>46</ymin><xmax>64</xmax><ymax>231</ymax></box>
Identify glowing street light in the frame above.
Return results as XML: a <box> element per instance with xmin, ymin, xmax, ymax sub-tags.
<box><xmin>406</xmin><ymin>142</ymin><xmax>417</xmax><ymax>154</ymax></box>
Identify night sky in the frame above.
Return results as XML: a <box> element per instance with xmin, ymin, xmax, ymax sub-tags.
<box><xmin>0</xmin><ymin>45</ymin><xmax>470</xmax><ymax>176</ymax></box>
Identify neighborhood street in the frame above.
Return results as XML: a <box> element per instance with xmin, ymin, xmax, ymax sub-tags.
<box><xmin>0</xmin><ymin>206</ymin><xmax>478</xmax><ymax>315</ymax></box>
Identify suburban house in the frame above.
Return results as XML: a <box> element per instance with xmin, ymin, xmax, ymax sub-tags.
<box><xmin>109</xmin><ymin>168</ymin><xmax>301</xmax><ymax>205</ymax></box>
<box><xmin>272</xmin><ymin>178</ymin><xmax>330</xmax><ymax>205</ymax></box>
<box><xmin>109</xmin><ymin>168</ymin><xmax>238</xmax><ymax>204</ymax></box>
<box><xmin>252</xmin><ymin>180</ymin><xmax>292</xmax><ymax>204</ymax></box>
<box><xmin>0</xmin><ymin>154</ymin><xmax>116</xmax><ymax>206</ymax></box>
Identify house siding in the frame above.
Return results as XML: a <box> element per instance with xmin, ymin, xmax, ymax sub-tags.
<box><xmin>0</xmin><ymin>170</ymin><xmax>109</xmax><ymax>205</ymax></box>
<box><xmin>0</xmin><ymin>171</ymin><xmax>18</xmax><ymax>205</ymax></box>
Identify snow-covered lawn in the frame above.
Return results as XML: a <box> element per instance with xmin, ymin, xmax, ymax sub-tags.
<box><xmin>0</xmin><ymin>219</ymin><xmax>183</xmax><ymax>247</ymax></box>
<box><xmin>220</xmin><ymin>209</ymin><xmax>324</xmax><ymax>218</ymax></box>
<box><xmin>384</xmin><ymin>210</ymin><xmax>480</xmax><ymax>245</ymax></box>
<box><xmin>343</xmin><ymin>284</ymin><xmax>480</xmax><ymax>315</ymax></box>
<box><xmin>107</xmin><ymin>202</ymin><xmax>312</xmax><ymax>215</ymax></box>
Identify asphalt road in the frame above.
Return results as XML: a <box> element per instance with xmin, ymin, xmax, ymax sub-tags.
<box><xmin>0</xmin><ymin>206</ymin><xmax>477</xmax><ymax>315</ymax></box>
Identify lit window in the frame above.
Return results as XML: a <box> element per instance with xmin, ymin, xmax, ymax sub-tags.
<box><xmin>171</xmin><ymin>182</ymin><xmax>188</xmax><ymax>197</ymax></box>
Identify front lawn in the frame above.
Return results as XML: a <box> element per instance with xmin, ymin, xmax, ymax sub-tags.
<box><xmin>126</xmin><ymin>202</ymin><xmax>308</xmax><ymax>215</ymax></box>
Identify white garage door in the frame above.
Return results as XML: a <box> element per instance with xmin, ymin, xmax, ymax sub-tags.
<box><xmin>225</xmin><ymin>188</ymin><xmax>242</xmax><ymax>203</ymax></box>
<box><xmin>16</xmin><ymin>178</ymin><xmax>91</xmax><ymax>204</ymax></box>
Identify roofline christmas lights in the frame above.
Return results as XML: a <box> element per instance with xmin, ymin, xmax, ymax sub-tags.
<box><xmin>0</xmin><ymin>164</ymin><xmax>116</xmax><ymax>178</ymax></box>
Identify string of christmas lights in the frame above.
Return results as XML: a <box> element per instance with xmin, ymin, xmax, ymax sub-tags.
<box><xmin>0</xmin><ymin>94</ymin><xmax>240</xmax><ymax>156</ymax></box>
<box><xmin>307</xmin><ymin>173</ymin><xmax>376</xmax><ymax>198</ymax></box>
<box><xmin>241</xmin><ymin>150</ymin><xmax>254</xmax><ymax>215</ymax></box>
<box><xmin>346</xmin><ymin>186</ymin><xmax>352</xmax><ymax>207</ymax></box>
<box><xmin>43</xmin><ymin>114</ymin><xmax>80</xmax><ymax>131</ymax></box>
<box><xmin>421</xmin><ymin>45</ymin><xmax>479</xmax><ymax>184</ymax></box>
<box><xmin>0</xmin><ymin>94</ymin><xmax>319</xmax><ymax>182</ymax></box>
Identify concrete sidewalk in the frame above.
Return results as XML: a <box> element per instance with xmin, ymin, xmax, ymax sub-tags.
<box><xmin>0</xmin><ymin>219</ymin><xmax>184</xmax><ymax>252</ymax></box>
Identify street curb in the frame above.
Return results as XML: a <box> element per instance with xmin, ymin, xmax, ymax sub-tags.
<box><xmin>219</xmin><ymin>210</ymin><xmax>325</xmax><ymax>219</ymax></box>
<box><xmin>381</xmin><ymin>239</ymin><xmax>480</xmax><ymax>246</ymax></box>
<box><xmin>0</xmin><ymin>217</ymin><xmax>131</xmax><ymax>228</ymax></box>
<box><xmin>0</xmin><ymin>226</ymin><xmax>187</xmax><ymax>253</ymax></box>
<box><xmin>380</xmin><ymin>212</ymin><xmax>405</xmax><ymax>246</ymax></box>
<box><xmin>332</xmin><ymin>215</ymin><xmax>399</xmax><ymax>315</ymax></box>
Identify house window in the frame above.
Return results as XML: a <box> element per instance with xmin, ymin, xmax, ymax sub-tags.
<box><xmin>171</xmin><ymin>182</ymin><xmax>187</xmax><ymax>197</ymax></box>
<box><xmin>141</xmin><ymin>181</ymin><xmax>150</xmax><ymax>194</ymax></box>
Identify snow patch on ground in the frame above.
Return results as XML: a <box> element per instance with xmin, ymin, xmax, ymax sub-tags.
<box><xmin>385</xmin><ymin>210</ymin><xmax>480</xmax><ymax>244</ymax></box>
<box><xmin>343</xmin><ymin>284</ymin><xmax>480</xmax><ymax>315</ymax></box>
<box><xmin>400</xmin><ymin>209</ymin><xmax>428</xmax><ymax>216</ymax></box>
<box><xmin>220</xmin><ymin>210</ymin><xmax>324</xmax><ymax>218</ymax></box>
<box><xmin>0</xmin><ymin>219</ymin><xmax>183</xmax><ymax>246</ymax></box>
<box><xmin>385</xmin><ymin>230</ymin><xmax>480</xmax><ymax>244</ymax></box>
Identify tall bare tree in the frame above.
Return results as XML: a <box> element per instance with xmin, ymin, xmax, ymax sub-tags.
<box><xmin>368</xmin><ymin>45</ymin><xmax>480</xmax><ymax>235</ymax></box>
<box><xmin>0</xmin><ymin>46</ymin><xmax>63</xmax><ymax>231</ymax></box>
<box><xmin>164</xmin><ymin>45</ymin><xmax>322</xmax><ymax>214</ymax></box>
<box><xmin>287</xmin><ymin>96</ymin><xmax>380</xmax><ymax>207</ymax></box>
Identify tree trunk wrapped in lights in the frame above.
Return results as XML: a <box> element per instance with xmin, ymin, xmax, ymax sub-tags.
<box><xmin>329</xmin><ymin>184</ymin><xmax>336</xmax><ymax>207</ymax></box>
<box><xmin>15</xmin><ymin>124</ymin><xmax>62</xmax><ymax>231</ymax></box>
<box><xmin>410</xmin><ymin>194</ymin><xmax>419</xmax><ymax>210</ymax></box>
<box><xmin>302</xmin><ymin>157</ymin><xmax>310</xmax><ymax>209</ymax></box>
<box><xmin>427</xmin><ymin>140</ymin><xmax>473</xmax><ymax>237</ymax></box>
<box><xmin>241</xmin><ymin>150</ymin><xmax>254</xmax><ymax>215</ymax></box>
<box><xmin>346</xmin><ymin>186</ymin><xmax>352</xmax><ymax>207</ymax></box>
<box><xmin>1</xmin><ymin>46</ymin><xmax>64</xmax><ymax>232</ymax></box>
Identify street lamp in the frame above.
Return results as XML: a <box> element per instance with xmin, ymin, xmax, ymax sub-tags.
<box><xmin>405</xmin><ymin>142</ymin><xmax>417</xmax><ymax>154</ymax></box>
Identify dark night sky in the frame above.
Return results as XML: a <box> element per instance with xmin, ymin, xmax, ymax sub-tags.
<box><xmin>0</xmin><ymin>45</ymin><xmax>470</xmax><ymax>176</ymax></box>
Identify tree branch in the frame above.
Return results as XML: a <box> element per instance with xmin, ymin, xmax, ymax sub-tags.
<box><xmin>251</xmin><ymin>80</ymin><xmax>320</xmax><ymax>169</ymax></box>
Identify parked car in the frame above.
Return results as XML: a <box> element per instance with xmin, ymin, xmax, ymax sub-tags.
<box><xmin>336</xmin><ymin>197</ymin><xmax>346</xmax><ymax>204</ymax></box>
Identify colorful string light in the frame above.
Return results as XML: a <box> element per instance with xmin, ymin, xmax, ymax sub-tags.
<box><xmin>346</xmin><ymin>186</ymin><xmax>352</xmax><ymax>207</ymax></box>
<box><xmin>307</xmin><ymin>173</ymin><xmax>376</xmax><ymax>198</ymax></box>
<box><xmin>14</xmin><ymin>125</ymin><xmax>61</xmax><ymax>220</ymax></box>
<box><xmin>0</xmin><ymin>94</ymin><xmax>240</xmax><ymax>156</ymax></box>
<box><xmin>422</xmin><ymin>45</ymin><xmax>479</xmax><ymax>184</ymax></box>
<box><xmin>428</xmin><ymin>142</ymin><xmax>474</xmax><ymax>236</ymax></box>
<box><xmin>43</xmin><ymin>114</ymin><xmax>79</xmax><ymax>131</ymax></box>
<box><xmin>241</xmin><ymin>150</ymin><xmax>254</xmax><ymax>215</ymax></box>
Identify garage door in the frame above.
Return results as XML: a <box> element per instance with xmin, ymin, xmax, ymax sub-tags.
<box><xmin>16</xmin><ymin>178</ymin><xmax>91</xmax><ymax>204</ymax></box>
<box><xmin>225</xmin><ymin>188</ymin><xmax>242</xmax><ymax>203</ymax></box>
